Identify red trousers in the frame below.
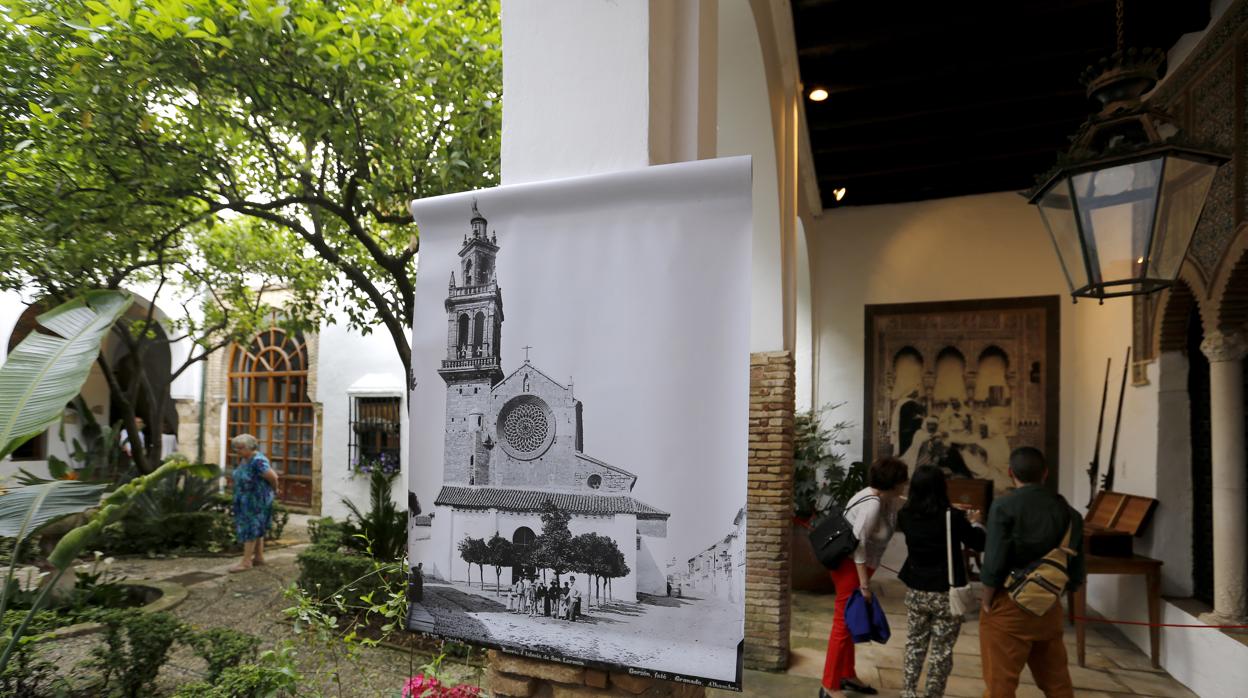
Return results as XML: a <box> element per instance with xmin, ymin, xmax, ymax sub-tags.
<box><xmin>822</xmin><ymin>558</ymin><xmax>874</xmax><ymax>691</ymax></box>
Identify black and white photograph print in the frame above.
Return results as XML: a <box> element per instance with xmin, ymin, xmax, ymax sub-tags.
<box><xmin>406</xmin><ymin>158</ymin><xmax>752</xmax><ymax>690</ymax></box>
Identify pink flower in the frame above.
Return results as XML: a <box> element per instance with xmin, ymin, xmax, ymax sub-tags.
<box><xmin>402</xmin><ymin>675</ymin><xmax>441</xmax><ymax>698</ymax></box>
<box><xmin>402</xmin><ymin>674</ymin><xmax>481</xmax><ymax>698</ymax></box>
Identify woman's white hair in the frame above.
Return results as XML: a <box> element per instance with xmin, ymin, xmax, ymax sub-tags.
<box><xmin>231</xmin><ymin>433</ymin><xmax>260</xmax><ymax>451</ymax></box>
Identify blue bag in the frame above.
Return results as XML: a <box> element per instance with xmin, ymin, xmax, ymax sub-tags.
<box><xmin>844</xmin><ymin>589</ymin><xmax>891</xmax><ymax>644</ymax></box>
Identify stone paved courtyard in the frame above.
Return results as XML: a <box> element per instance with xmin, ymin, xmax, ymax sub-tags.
<box><xmin>713</xmin><ymin>541</ymin><xmax>1201</xmax><ymax>698</ymax></box>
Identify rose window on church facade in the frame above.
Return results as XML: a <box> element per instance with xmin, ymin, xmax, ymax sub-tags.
<box><xmin>497</xmin><ymin>395</ymin><xmax>555</xmax><ymax>460</ymax></box>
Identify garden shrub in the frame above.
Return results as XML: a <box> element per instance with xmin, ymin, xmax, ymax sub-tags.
<box><xmin>295</xmin><ymin>546</ymin><xmax>383</xmax><ymax>607</ymax></box>
<box><xmin>307</xmin><ymin>516</ymin><xmax>343</xmax><ymax>547</ymax></box>
<box><xmin>98</xmin><ymin>499</ymin><xmax>285</xmax><ymax>555</ymax></box>
<box><xmin>186</xmin><ymin>627</ymin><xmax>262</xmax><ymax>684</ymax></box>
<box><xmin>172</xmin><ymin>644</ymin><xmax>300</xmax><ymax>698</ymax></box>
<box><xmin>87</xmin><ymin>609</ymin><xmax>185</xmax><ymax>697</ymax></box>
<box><xmin>267</xmin><ymin>502</ymin><xmax>290</xmax><ymax>542</ymax></box>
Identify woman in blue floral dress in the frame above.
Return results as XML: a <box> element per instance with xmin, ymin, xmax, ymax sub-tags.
<box><xmin>229</xmin><ymin>433</ymin><xmax>279</xmax><ymax>573</ymax></box>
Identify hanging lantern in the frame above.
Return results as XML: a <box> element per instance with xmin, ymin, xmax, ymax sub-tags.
<box><xmin>1027</xmin><ymin>5</ymin><xmax>1228</xmax><ymax>302</ymax></box>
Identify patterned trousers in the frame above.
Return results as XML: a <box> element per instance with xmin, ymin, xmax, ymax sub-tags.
<box><xmin>902</xmin><ymin>589</ymin><xmax>963</xmax><ymax>698</ymax></box>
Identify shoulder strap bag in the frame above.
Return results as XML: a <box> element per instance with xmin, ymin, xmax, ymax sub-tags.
<box><xmin>1007</xmin><ymin>522</ymin><xmax>1077</xmax><ymax>616</ymax></box>
<box><xmin>946</xmin><ymin>508</ymin><xmax>980</xmax><ymax>616</ymax></box>
<box><xmin>807</xmin><ymin>495</ymin><xmax>879</xmax><ymax>570</ymax></box>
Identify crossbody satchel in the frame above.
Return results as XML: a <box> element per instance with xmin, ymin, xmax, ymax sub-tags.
<box><xmin>808</xmin><ymin>494</ymin><xmax>879</xmax><ymax>570</ymax></box>
<box><xmin>1006</xmin><ymin>522</ymin><xmax>1077</xmax><ymax>616</ymax></box>
<box><xmin>946</xmin><ymin>508</ymin><xmax>979</xmax><ymax>616</ymax></box>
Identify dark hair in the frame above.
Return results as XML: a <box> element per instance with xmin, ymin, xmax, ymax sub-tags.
<box><xmin>869</xmin><ymin>457</ymin><xmax>909</xmax><ymax>491</ymax></box>
<box><xmin>902</xmin><ymin>465</ymin><xmax>950</xmax><ymax>517</ymax></box>
<box><xmin>1009</xmin><ymin>446</ymin><xmax>1047</xmax><ymax>484</ymax></box>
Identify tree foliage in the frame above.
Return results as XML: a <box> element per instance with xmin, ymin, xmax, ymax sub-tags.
<box><xmin>455</xmin><ymin>503</ymin><xmax>631</xmax><ymax>605</ymax></box>
<box><xmin>0</xmin><ymin>0</ymin><xmax>502</xmax><ymax>383</ymax></box>
<box><xmin>484</xmin><ymin>533</ymin><xmax>511</xmax><ymax>596</ymax></box>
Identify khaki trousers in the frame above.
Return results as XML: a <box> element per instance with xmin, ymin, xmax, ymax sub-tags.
<box><xmin>978</xmin><ymin>594</ymin><xmax>1074</xmax><ymax>697</ymax></box>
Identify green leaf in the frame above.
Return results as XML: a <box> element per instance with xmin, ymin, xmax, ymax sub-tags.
<box><xmin>202</xmin><ymin>16</ymin><xmax>217</xmax><ymax>33</ymax></box>
<box><xmin>106</xmin><ymin>0</ymin><xmax>132</xmax><ymax>21</ymax></box>
<box><xmin>0</xmin><ymin>480</ymin><xmax>105</xmax><ymax>539</ymax></box>
<box><xmin>0</xmin><ymin>291</ymin><xmax>133</xmax><ymax>460</ymax></box>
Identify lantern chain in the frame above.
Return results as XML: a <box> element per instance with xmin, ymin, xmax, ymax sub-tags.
<box><xmin>1116</xmin><ymin>0</ymin><xmax>1125</xmax><ymax>54</ymax></box>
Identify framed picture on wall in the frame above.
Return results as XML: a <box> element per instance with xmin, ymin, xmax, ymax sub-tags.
<box><xmin>864</xmin><ymin>296</ymin><xmax>1061</xmax><ymax>493</ymax></box>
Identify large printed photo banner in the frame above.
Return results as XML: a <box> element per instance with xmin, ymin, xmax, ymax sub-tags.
<box><xmin>406</xmin><ymin>157</ymin><xmax>752</xmax><ymax>690</ymax></box>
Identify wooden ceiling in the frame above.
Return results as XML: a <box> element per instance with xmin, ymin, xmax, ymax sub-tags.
<box><xmin>792</xmin><ymin>1</ymin><xmax>1212</xmax><ymax>207</ymax></box>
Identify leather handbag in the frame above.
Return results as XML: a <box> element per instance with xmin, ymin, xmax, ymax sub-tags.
<box><xmin>946</xmin><ymin>508</ymin><xmax>979</xmax><ymax>617</ymax></box>
<box><xmin>807</xmin><ymin>495</ymin><xmax>878</xmax><ymax>569</ymax></box>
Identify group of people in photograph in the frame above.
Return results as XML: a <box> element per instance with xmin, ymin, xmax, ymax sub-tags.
<box><xmin>507</xmin><ymin>574</ymin><xmax>583</xmax><ymax>622</ymax></box>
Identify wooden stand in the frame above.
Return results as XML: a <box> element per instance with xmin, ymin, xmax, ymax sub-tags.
<box><xmin>1068</xmin><ymin>554</ymin><xmax>1163</xmax><ymax>669</ymax></box>
<box><xmin>1084</xmin><ymin>491</ymin><xmax>1157</xmax><ymax>557</ymax></box>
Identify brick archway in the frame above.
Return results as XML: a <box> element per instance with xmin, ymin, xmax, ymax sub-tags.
<box><xmin>1214</xmin><ymin>248</ymin><xmax>1248</xmax><ymax>332</ymax></box>
<box><xmin>1157</xmin><ymin>279</ymin><xmax>1203</xmax><ymax>354</ymax></box>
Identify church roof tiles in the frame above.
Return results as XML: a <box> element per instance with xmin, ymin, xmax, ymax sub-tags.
<box><xmin>435</xmin><ymin>485</ymin><xmax>669</xmax><ymax>520</ymax></box>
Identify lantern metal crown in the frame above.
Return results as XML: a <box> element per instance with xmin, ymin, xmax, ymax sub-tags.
<box><xmin>1026</xmin><ymin>6</ymin><xmax>1229</xmax><ymax>302</ymax></box>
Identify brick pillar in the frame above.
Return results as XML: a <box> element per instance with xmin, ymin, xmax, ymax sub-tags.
<box><xmin>486</xmin><ymin>651</ymin><xmax>706</xmax><ymax>697</ymax></box>
<box><xmin>745</xmin><ymin>351</ymin><xmax>794</xmax><ymax>671</ymax></box>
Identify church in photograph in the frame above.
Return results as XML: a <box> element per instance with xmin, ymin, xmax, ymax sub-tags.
<box><xmin>414</xmin><ymin>205</ymin><xmax>671</xmax><ymax>602</ymax></box>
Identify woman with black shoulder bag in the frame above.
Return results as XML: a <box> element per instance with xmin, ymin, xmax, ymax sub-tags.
<box><xmin>819</xmin><ymin>458</ymin><xmax>910</xmax><ymax>698</ymax></box>
<box><xmin>897</xmin><ymin>465</ymin><xmax>986</xmax><ymax>698</ymax></box>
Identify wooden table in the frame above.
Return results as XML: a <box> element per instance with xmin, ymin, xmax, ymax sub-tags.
<box><xmin>1067</xmin><ymin>554</ymin><xmax>1163</xmax><ymax>669</ymax></box>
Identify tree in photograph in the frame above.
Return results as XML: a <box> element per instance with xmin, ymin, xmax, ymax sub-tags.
<box><xmin>569</xmin><ymin>532</ymin><xmax>617</xmax><ymax>608</ymax></box>
<box><xmin>456</xmin><ymin>536</ymin><xmax>488</xmax><ymax>589</ymax></box>
<box><xmin>532</xmin><ymin>501</ymin><xmax>573</xmax><ymax>585</ymax></box>
<box><xmin>603</xmin><ymin>545</ymin><xmax>630</xmax><ymax>602</ymax></box>
<box><xmin>0</xmin><ymin>0</ymin><xmax>503</xmax><ymax>389</ymax></box>
<box><xmin>485</xmin><ymin>533</ymin><xmax>513</xmax><ymax>596</ymax></box>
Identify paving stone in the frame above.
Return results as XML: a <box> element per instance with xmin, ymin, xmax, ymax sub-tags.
<box><xmin>1111</xmin><ymin>669</ymin><xmax>1200</xmax><ymax>697</ymax></box>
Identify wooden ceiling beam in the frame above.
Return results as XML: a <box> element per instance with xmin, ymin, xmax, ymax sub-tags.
<box><xmin>816</xmin><ymin>145</ymin><xmax>1060</xmax><ymax>181</ymax></box>
<box><xmin>807</xmin><ymin>88</ymin><xmax>1087</xmax><ymax>131</ymax></box>
<box><xmin>811</xmin><ymin>116</ymin><xmax>1083</xmax><ymax>155</ymax></box>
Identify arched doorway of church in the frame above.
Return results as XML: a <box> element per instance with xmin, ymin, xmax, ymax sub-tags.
<box><xmin>511</xmin><ymin>526</ymin><xmax>536</xmax><ymax>582</ymax></box>
<box><xmin>1186</xmin><ymin>304</ymin><xmax>1214</xmax><ymax>605</ymax></box>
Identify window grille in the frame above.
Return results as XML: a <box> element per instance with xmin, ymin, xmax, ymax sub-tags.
<box><xmin>349</xmin><ymin>396</ymin><xmax>402</xmax><ymax>474</ymax></box>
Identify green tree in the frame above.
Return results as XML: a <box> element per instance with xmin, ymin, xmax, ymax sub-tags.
<box><xmin>484</xmin><ymin>533</ymin><xmax>513</xmax><ymax>595</ymax></box>
<box><xmin>533</xmin><ymin>501</ymin><xmax>573</xmax><ymax>584</ymax></box>
<box><xmin>0</xmin><ymin>0</ymin><xmax>502</xmax><ymax>389</ymax></box>
<box><xmin>455</xmin><ymin>536</ymin><xmax>487</xmax><ymax>589</ymax></box>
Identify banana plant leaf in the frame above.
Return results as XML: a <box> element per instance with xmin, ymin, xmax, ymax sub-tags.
<box><xmin>0</xmin><ymin>479</ymin><xmax>106</xmax><ymax>539</ymax></box>
<box><xmin>0</xmin><ymin>291</ymin><xmax>132</xmax><ymax>460</ymax></box>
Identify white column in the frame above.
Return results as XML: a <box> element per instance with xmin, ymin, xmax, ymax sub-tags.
<box><xmin>1200</xmin><ymin>330</ymin><xmax>1248</xmax><ymax>622</ymax></box>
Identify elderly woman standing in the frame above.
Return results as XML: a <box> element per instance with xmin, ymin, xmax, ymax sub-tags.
<box><xmin>229</xmin><ymin>433</ymin><xmax>279</xmax><ymax>573</ymax></box>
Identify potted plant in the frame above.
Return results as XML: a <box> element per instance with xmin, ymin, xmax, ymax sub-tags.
<box><xmin>791</xmin><ymin>403</ymin><xmax>865</xmax><ymax>592</ymax></box>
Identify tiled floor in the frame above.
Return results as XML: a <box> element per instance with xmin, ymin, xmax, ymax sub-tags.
<box><xmin>715</xmin><ymin>566</ymin><xmax>1199</xmax><ymax>698</ymax></box>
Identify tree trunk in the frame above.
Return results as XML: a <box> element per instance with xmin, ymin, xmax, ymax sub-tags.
<box><xmin>495</xmin><ymin>568</ymin><xmax>501</xmax><ymax>595</ymax></box>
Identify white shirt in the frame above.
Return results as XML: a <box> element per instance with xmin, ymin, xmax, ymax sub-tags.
<box><xmin>844</xmin><ymin>486</ymin><xmax>896</xmax><ymax>568</ymax></box>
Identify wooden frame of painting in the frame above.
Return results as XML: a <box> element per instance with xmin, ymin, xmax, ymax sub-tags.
<box><xmin>864</xmin><ymin>296</ymin><xmax>1061</xmax><ymax>492</ymax></box>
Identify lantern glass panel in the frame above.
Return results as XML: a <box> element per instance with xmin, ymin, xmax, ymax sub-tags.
<box><xmin>1071</xmin><ymin>157</ymin><xmax>1164</xmax><ymax>293</ymax></box>
<box><xmin>1036</xmin><ymin>178</ymin><xmax>1087</xmax><ymax>293</ymax></box>
<box><xmin>1147</xmin><ymin>155</ymin><xmax>1220</xmax><ymax>282</ymax></box>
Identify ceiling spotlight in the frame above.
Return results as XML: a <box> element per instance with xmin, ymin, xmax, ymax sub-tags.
<box><xmin>833</xmin><ymin>187</ymin><xmax>847</xmax><ymax>201</ymax></box>
<box><xmin>808</xmin><ymin>87</ymin><xmax>829</xmax><ymax>102</ymax></box>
